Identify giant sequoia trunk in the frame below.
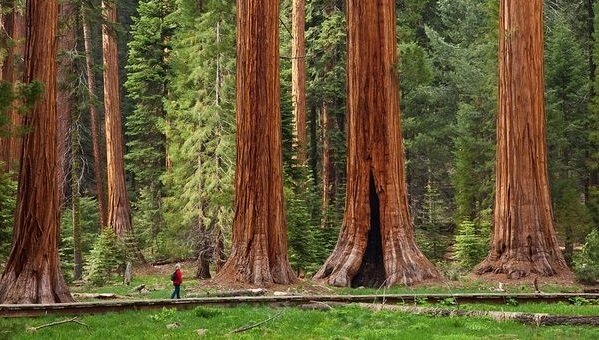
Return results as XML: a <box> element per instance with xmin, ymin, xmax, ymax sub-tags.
<box><xmin>0</xmin><ymin>1</ymin><xmax>73</xmax><ymax>304</ymax></box>
<box><xmin>215</xmin><ymin>0</ymin><xmax>296</xmax><ymax>285</ymax></box>
<box><xmin>292</xmin><ymin>0</ymin><xmax>307</xmax><ymax>165</ymax></box>
<box><xmin>475</xmin><ymin>0</ymin><xmax>570</xmax><ymax>279</ymax></box>
<box><xmin>314</xmin><ymin>0</ymin><xmax>440</xmax><ymax>287</ymax></box>
<box><xmin>102</xmin><ymin>0</ymin><xmax>132</xmax><ymax>238</ymax></box>
<box><xmin>82</xmin><ymin>9</ymin><xmax>107</xmax><ymax>229</ymax></box>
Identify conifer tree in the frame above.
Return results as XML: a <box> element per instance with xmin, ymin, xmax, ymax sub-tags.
<box><xmin>164</xmin><ymin>0</ymin><xmax>235</xmax><ymax>273</ymax></box>
<box><xmin>125</xmin><ymin>0</ymin><xmax>173</xmax><ymax>250</ymax></box>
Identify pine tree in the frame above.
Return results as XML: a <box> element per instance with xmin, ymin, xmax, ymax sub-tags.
<box><xmin>125</xmin><ymin>0</ymin><xmax>173</xmax><ymax>252</ymax></box>
<box><xmin>164</xmin><ymin>0</ymin><xmax>235</xmax><ymax>272</ymax></box>
<box><xmin>545</xmin><ymin>13</ymin><xmax>593</xmax><ymax>263</ymax></box>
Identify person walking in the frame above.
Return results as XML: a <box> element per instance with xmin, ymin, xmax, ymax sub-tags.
<box><xmin>170</xmin><ymin>263</ymin><xmax>183</xmax><ymax>299</ymax></box>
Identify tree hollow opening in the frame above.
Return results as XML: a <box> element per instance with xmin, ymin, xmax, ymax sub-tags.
<box><xmin>351</xmin><ymin>174</ymin><xmax>386</xmax><ymax>288</ymax></box>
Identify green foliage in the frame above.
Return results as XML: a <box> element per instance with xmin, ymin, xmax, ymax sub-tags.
<box><xmin>125</xmin><ymin>0</ymin><xmax>173</xmax><ymax>249</ymax></box>
<box><xmin>86</xmin><ymin>229</ymin><xmax>126</xmax><ymax>286</ymax></box>
<box><xmin>454</xmin><ymin>219</ymin><xmax>490</xmax><ymax>270</ymax></box>
<box><xmin>150</xmin><ymin>307</ymin><xmax>177</xmax><ymax>323</ymax></box>
<box><xmin>574</xmin><ymin>230</ymin><xmax>599</xmax><ymax>284</ymax></box>
<box><xmin>505</xmin><ymin>297</ymin><xmax>519</xmax><ymax>307</ymax></box>
<box><xmin>569</xmin><ymin>296</ymin><xmax>595</xmax><ymax>306</ymax></box>
<box><xmin>193</xmin><ymin>307</ymin><xmax>222</xmax><ymax>319</ymax></box>
<box><xmin>59</xmin><ymin>197</ymin><xmax>102</xmax><ymax>282</ymax></box>
<box><xmin>131</xmin><ymin>186</ymin><xmax>166</xmax><ymax>259</ymax></box>
<box><xmin>438</xmin><ymin>297</ymin><xmax>457</xmax><ymax>307</ymax></box>
<box><xmin>0</xmin><ymin>167</ymin><xmax>16</xmax><ymax>261</ymax></box>
<box><xmin>415</xmin><ymin>177</ymin><xmax>452</xmax><ymax>261</ymax></box>
<box><xmin>163</xmin><ymin>0</ymin><xmax>236</xmax><ymax>264</ymax></box>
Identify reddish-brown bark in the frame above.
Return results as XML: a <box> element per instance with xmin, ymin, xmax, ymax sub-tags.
<box><xmin>292</xmin><ymin>0</ymin><xmax>307</xmax><ymax>165</ymax></box>
<box><xmin>314</xmin><ymin>0</ymin><xmax>440</xmax><ymax>287</ymax></box>
<box><xmin>102</xmin><ymin>0</ymin><xmax>132</xmax><ymax>238</ymax></box>
<box><xmin>82</xmin><ymin>9</ymin><xmax>107</xmax><ymax>229</ymax></box>
<box><xmin>215</xmin><ymin>0</ymin><xmax>296</xmax><ymax>285</ymax></box>
<box><xmin>475</xmin><ymin>0</ymin><xmax>570</xmax><ymax>279</ymax></box>
<box><xmin>0</xmin><ymin>4</ymin><xmax>24</xmax><ymax>175</ymax></box>
<box><xmin>0</xmin><ymin>0</ymin><xmax>73</xmax><ymax>304</ymax></box>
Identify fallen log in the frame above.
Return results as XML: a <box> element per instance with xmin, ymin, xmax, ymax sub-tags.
<box><xmin>357</xmin><ymin>303</ymin><xmax>599</xmax><ymax>326</ymax></box>
<box><xmin>26</xmin><ymin>317</ymin><xmax>89</xmax><ymax>333</ymax></box>
<box><xmin>151</xmin><ymin>258</ymin><xmax>194</xmax><ymax>266</ymax></box>
<box><xmin>208</xmin><ymin>289</ymin><xmax>268</xmax><ymax>298</ymax></box>
<box><xmin>72</xmin><ymin>293</ymin><xmax>121</xmax><ymax>300</ymax></box>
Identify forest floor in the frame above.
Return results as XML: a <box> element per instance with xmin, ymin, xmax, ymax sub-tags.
<box><xmin>67</xmin><ymin>261</ymin><xmax>598</xmax><ymax>302</ymax></box>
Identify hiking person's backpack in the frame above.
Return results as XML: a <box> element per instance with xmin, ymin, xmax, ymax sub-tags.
<box><xmin>170</xmin><ymin>271</ymin><xmax>176</xmax><ymax>282</ymax></box>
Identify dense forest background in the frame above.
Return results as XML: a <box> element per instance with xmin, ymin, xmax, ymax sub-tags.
<box><xmin>0</xmin><ymin>0</ymin><xmax>598</xmax><ymax>283</ymax></box>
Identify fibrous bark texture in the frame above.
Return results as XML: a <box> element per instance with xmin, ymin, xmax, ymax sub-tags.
<box><xmin>82</xmin><ymin>9</ymin><xmax>107</xmax><ymax>229</ymax></box>
<box><xmin>215</xmin><ymin>0</ymin><xmax>296</xmax><ymax>285</ymax></box>
<box><xmin>102</xmin><ymin>0</ymin><xmax>132</xmax><ymax>238</ymax></box>
<box><xmin>475</xmin><ymin>0</ymin><xmax>570</xmax><ymax>279</ymax></box>
<box><xmin>0</xmin><ymin>0</ymin><xmax>73</xmax><ymax>304</ymax></box>
<box><xmin>314</xmin><ymin>0</ymin><xmax>440</xmax><ymax>287</ymax></box>
<box><xmin>292</xmin><ymin>0</ymin><xmax>307</xmax><ymax>165</ymax></box>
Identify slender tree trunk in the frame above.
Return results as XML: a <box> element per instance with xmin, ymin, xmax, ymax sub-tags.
<box><xmin>57</xmin><ymin>2</ymin><xmax>77</xmax><ymax>206</ymax></box>
<box><xmin>292</xmin><ymin>0</ymin><xmax>307</xmax><ymax>165</ymax></box>
<box><xmin>101</xmin><ymin>0</ymin><xmax>132</xmax><ymax>239</ymax></box>
<box><xmin>0</xmin><ymin>0</ymin><xmax>73</xmax><ymax>304</ymax></box>
<box><xmin>215</xmin><ymin>0</ymin><xmax>296</xmax><ymax>285</ymax></box>
<box><xmin>321</xmin><ymin>102</ymin><xmax>336</xmax><ymax>228</ymax></box>
<box><xmin>314</xmin><ymin>0</ymin><xmax>440</xmax><ymax>288</ymax></box>
<box><xmin>82</xmin><ymin>9</ymin><xmax>107</xmax><ymax>229</ymax></box>
<box><xmin>72</xmin><ymin>112</ymin><xmax>82</xmax><ymax>281</ymax></box>
<box><xmin>0</xmin><ymin>3</ymin><xmax>24</xmax><ymax>175</ymax></box>
<box><xmin>475</xmin><ymin>0</ymin><xmax>570</xmax><ymax>279</ymax></box>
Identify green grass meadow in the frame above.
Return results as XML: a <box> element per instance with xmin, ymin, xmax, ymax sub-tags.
<box><xmin>1</xmin><ymin>304</ymin><xmax>598</xmax><ymax>339</ymax></box>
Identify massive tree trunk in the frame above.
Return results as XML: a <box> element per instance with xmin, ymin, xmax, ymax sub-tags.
<box><xmin>0</xmin><ymin>3</ymin><xmax>24</xmax><ymax>175</ymax></box>
<box><xmin>82</xmin><ymin>9</ymin><xmax>107</xmax><ymax>229</ymax></box>
<box><xmin>292</xmin><ymin>0</ymin><xmax>307</xmax><ymax>165</ymax></box>
<box><xmin>475</xmin><ymin>0</ymin><xmax>570</xmax><ymax>279</ymax></box>
<box><xmin>314</xmin><ymin>0</ymin><xmax>440</xmax><ymax>288</ymax></box>
<box><xmin>0</xmin><ymin>0</ymin><xmax>73</xmax><ymax>304</ymax></box>
<box><xmin>101</xmin><ymin>0</ymin><xmax>132</xmax><ymax>238</ymax></box>
<box><xmin>215</xmin><ymin>0</ymin><xmax>296</xmax><ymax>285</ymax></box>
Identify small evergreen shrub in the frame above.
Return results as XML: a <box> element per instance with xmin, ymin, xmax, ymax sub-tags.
<box><xmin>86</xmin><ymin>229</ymin><xmax>125</xmax><ymax>286</ymax></box>
<box><xmin>0</xmin><ymin>168</ymin><xmax>16</xmax><ymax>262</ymax></box>
<box><xmin>454</xmin><ymin>220</ymin><xmax>489</xmax><ymax>269</ymax></box>
<box><xmin>574</xmin><ymin>230</ymin><xmax>599</xmax><ymax>284</ymax></box>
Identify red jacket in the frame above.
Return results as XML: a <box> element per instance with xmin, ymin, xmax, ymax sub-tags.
<box><xmin>173</xmin><ymin>269</ymin><xmax>183</xmax><ymax>286</ymax></box>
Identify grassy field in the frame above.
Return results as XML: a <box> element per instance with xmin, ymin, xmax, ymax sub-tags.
<box><xmin>1</xmin><ymin>304</ymin><xmax>598</xmax><ymax>340</ymax></box>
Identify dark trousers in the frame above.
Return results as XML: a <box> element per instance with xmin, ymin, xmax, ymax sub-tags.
<box><xmin>171</xmin><ymin>285</ymin><xmax>181</xmax><ymax>299</ymax></box>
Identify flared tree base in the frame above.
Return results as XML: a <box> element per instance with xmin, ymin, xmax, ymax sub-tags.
<box><xmin>0</xmin><ymin>262</ymin><xmax>73</xmax><ymax>304</ymax></box>
<box><xmin>476</xmin><ymin>252</ymin><xmax>571</xmax><ymax>280</ymax></box>
<box><xmin>214</xmin><ymin>253</ymin><xmax>297</xmax><ymax>286</ymax></box>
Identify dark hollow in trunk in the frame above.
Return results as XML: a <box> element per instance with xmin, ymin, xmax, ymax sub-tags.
<box><xmin>351</xmin><ymin>176</ymin><xmax>386</xmax><ymax>288</ymax></box>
